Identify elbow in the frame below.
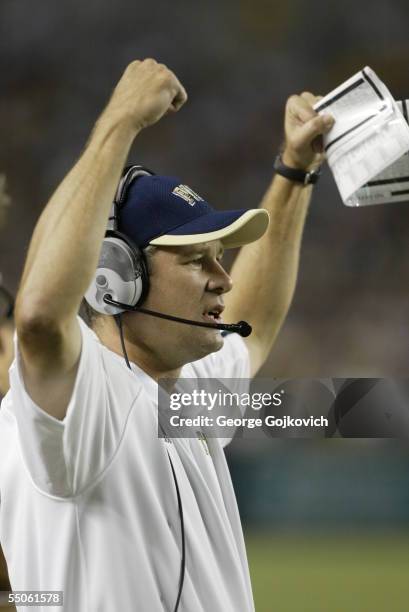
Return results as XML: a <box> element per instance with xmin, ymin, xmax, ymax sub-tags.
<box><xmin>15</xmin><ymin>312</ymin><xmax>65</xmax><ymax>360</ymax></box>
<box><xmin>15</xmin><ymin>297</ymin><xmax>62</xmax><ymax>345</ymax></box>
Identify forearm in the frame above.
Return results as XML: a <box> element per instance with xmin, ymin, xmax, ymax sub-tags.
<box><xmin>16</xmin><ymin>116</ymin><xmax>137</xmax><ymax>324</ymax></box>
<box><xmin>223</xmin><ymin>91</ymin><xmax>333</xmax><ymax>376</ymax></box>
<box><xmin>226</xmin><ymin>173</ymin><xmax>311</xmax><ymax>347</ymax></box>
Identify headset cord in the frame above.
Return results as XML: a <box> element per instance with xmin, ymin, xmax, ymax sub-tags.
<box><xmin>115</xmin><ymin>313</ymin><xmax>186</xmax><ymax>612</ymax></box>
<box><xmin>114</xmin><ymin>313</ymin><xmax>131</xmax><ymax>369</ymax></box>
<box><xmin>166</xmin><ymin>449</ymin><xmax>186</xmax><ymax>612</ymax></box>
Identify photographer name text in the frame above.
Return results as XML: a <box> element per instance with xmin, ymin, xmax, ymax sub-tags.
<box><xmin>168</xmin><ymin>415</ymin><xmax>328</xmax><ymax>430</ymax></box>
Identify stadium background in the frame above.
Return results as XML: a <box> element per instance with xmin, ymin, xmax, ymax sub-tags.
<box><xmin>1</xmin><ymin>0</ymin><xmax>409</xmax><ymax>610</ymax></box>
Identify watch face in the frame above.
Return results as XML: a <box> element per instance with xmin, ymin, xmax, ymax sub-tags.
<box><xmin>306</xmin><ymin>170</ymin><xmax>320</xmax><ymax>185</ymax></box>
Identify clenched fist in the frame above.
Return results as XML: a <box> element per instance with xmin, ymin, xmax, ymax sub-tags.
<box><xmin>104</xmin><ymin>59</ymin><xmax>187</xmax><ymax>132</ymax></box>
<box><xmin>282</xmin><ymin>92</ymin><xmax>335</xmax><ymax>171</ymax></box>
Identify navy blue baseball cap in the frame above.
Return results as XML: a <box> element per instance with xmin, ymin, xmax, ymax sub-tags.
<box><xmin>117</xmin><ymin>170</ymin><xmax>269</xmax><ymax>249</ymax></box>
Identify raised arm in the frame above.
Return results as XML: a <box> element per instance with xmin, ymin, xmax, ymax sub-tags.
<box><xmin>15</xmin><ymin>59</ymin><xmax>187</xmax><ymax>420</ymax></box>
<box><xmin>223</xmin><ymin>92</ymin><xmax>334</xmax><ymax>376</ymax></box>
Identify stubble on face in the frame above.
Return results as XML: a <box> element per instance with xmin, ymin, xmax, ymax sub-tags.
<box><xmin>128</xmin><ymin>241</ymin><xmax>229</xmax><ymax>367</ymax></box>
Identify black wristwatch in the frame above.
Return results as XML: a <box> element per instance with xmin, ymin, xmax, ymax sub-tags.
<box><xmin>274</xmin><ymin>154</ymin><xmax>321</xmax><ymax>185</ymax></box>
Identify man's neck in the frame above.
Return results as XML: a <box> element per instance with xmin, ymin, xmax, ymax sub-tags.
<box><xmin>92</xmin><ymin>318</ymin><xmax>182</xmax><ymax>382</ymax></box>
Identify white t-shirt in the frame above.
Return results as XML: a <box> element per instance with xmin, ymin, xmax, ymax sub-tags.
<box><xmin>0</xmin><ymin>318</ymin><xmax>254</xmax><ymax>612</ymax></box>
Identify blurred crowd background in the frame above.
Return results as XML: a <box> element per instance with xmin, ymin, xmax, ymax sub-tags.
<box><xmin>1</xmin><ymin>0</ymin><xmax>409</xmax><ymax>610</ymax></box>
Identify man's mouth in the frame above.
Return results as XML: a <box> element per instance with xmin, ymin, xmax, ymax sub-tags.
<box><xmin>202</xmin><ymin>306</ymin><xmax>224</xmax><ymax>323</ymax></box>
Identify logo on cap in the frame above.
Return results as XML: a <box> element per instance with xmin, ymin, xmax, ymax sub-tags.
<box><xmin>172</xmin><ymin>184</ymin><xmax>204</xmax><ymax>207</ymax></box>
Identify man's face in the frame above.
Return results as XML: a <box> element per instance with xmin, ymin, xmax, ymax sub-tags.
<box><xmin>125</xmin><ymin>239</ymin><xmax>233</xmax><ymax>368</ymax></box>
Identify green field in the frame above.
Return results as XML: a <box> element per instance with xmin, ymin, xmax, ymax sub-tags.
<box><xmin>246</xmin><ymin>532</ymin><xmax>409</xmax><ymax>612</ymax></box>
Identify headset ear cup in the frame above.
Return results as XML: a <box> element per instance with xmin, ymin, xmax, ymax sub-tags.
<box><xmin>85</xmin><ymin>164</ymin><xmax>154</xmax><ymax>317</ymax></box>
<box><xmin>85</xmin><ymin>235</ymin><xmax>148</xmax><ymax>315</ymax></box>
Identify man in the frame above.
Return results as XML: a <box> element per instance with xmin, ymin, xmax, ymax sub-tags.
<box><xmin>0</xmin><ymin>282</ymin><xmax>14</xmax><ymax>400</ymax></box>
<box><xmin>0</xmin><ymin>176</ymin><xmax>15</xmax><ymax>612</ymax></box>
<box><xmin>0</xmin><ymin>176</ymin><xmax>13</xmax><ymax>401</ymax></box>
<box><xmin>0</xmin><ymin>285</ymin><xmax>15</xmax><ymax>612</ymax></box>
<box><xmin>0</xmin><ymin>59</ymin><xmax>333</xmax><ymax>611</ymax></box>
<box><xmin>0</xmin><ymin>291</ymin><xmax>14</xmax><ymax>612</ymax></box>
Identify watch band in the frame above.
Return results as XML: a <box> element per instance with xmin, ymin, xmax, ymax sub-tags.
<box><xmin>274</xmin><ymin>154</ymin><xmax>321</xmax><ymax>185</ymax></box>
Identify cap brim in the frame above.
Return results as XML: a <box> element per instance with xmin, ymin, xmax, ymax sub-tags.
<box><xmin>149</xmin><ymin>209</ymin><xmax>269</xmax><ymax>249</ymax></box>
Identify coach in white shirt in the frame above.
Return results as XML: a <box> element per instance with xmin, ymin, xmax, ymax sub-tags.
<box><xmin>0</xmin><ymin>60</ymin><xmax>334</xmax><ymax>611</ymax></box>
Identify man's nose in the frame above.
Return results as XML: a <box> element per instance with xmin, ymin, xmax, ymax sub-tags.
<box><xmin>207</xmin><ymin>263</ymin><xmax>233</xmax><ymax>294</ymax></box>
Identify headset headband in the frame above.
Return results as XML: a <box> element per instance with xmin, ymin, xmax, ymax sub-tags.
<box><xmin>108</xmin><ymin>165</ymin><xmax>155</xmax><ymax>232</ymax></box>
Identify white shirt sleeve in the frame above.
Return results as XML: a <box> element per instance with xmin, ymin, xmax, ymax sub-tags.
<box><xmin>187</xmin><ymin>332</ymin><xmax>251</xmax><ymax>447</ymax></box>
<box><xmin>8</xmin><ymin>317</ymin><xmax>141</xmax><ymax>497</ymax></box>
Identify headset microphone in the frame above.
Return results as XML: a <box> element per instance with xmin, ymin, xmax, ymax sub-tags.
<box><xmin>103</xmin><ymin>295</ymin><xmax>252</xmax><ymax>338</ymax></box>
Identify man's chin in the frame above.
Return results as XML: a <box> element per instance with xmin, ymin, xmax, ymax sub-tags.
<box><xmin>199</xmin><ymin>328</ymin><xmax>224</xmax><ymax>354</ymax></box>
<box><xmin>183</xmin><ymin>327</ymin><xmax>224</xmax><ymax>362</ymax></box>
